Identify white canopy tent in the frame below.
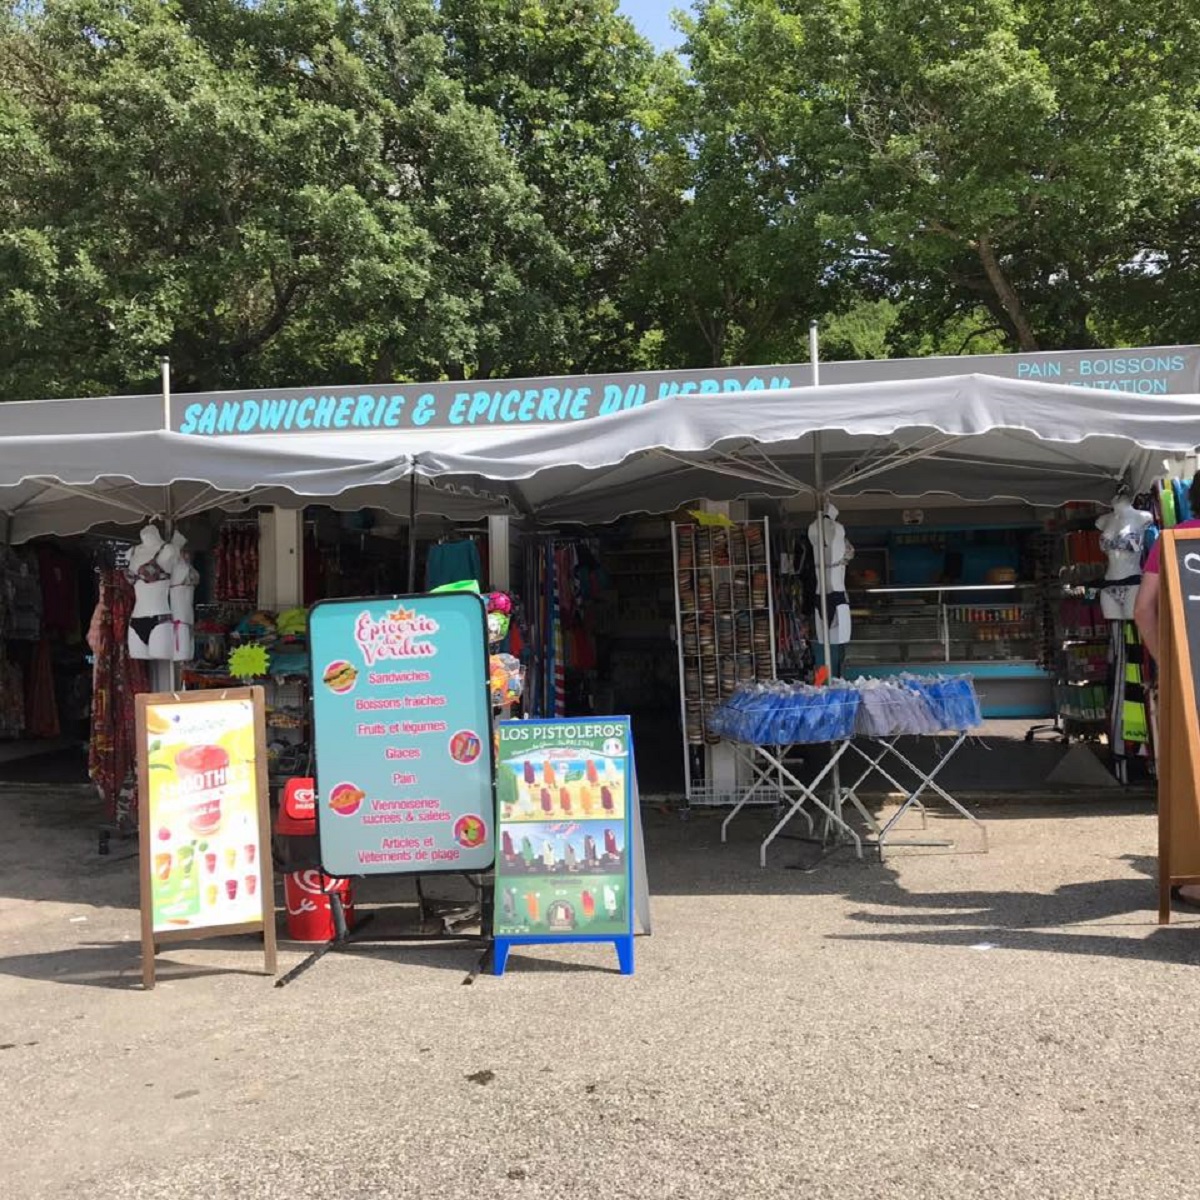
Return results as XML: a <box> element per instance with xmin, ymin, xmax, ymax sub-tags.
<box><xmin>403</xmin><ymin>373</ymin><xmax>1200</xmax><ymax>519</ymax></box>
<box><xmin>0</xmin><ymin>429</ymin><xmax>506</xmax><ymax>544</ymax></box>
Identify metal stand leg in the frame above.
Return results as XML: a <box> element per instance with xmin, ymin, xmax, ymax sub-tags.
<box><xmin>757</xmin><ymin>741</ymin><xmax>861</xmax><ymax>866</ymax></box>
<box><xmin>876</xmin><ymin>734</ymin><xmax>986</xmax><ymax>857</ymax></box>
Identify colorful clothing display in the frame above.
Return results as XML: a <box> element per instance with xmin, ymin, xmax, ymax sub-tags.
<box><xmin>89</xmin><ymin>570</ymin><xmax>148</xmax><ymax>829</ymax></box>
<box><xmin>425</xmin><ymin>539</ymin><xmax>482</xmax><ymax>591</ymax></box>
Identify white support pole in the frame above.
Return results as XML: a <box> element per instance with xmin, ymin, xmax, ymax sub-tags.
<box><xmin>810</xmin><ymin>321</ymin><xmax>833</xmax><ymax>679</ymax></box>
<box><xmin>160</xmin><ymin>357</ymin><xmax>172</xmax><ymax>431</ymax></box>
<box><xmin>487</xmin><ymin>514</ymin><xmax>511</xmax><ymax>591</ymax></box>
<box><xmin>259</xmin><ymin>509</ymin><xmax>304</xmax><ymax>610</ymax></box>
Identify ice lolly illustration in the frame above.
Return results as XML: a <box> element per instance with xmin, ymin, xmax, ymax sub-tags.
<box><xmin>601</xmin><ymin>785</ymin><xmax>614</xmax><ymax>813</ymax></box>
<box><xmin>580</xmin><ymin>784</ymin><xmax>594</xmax><ymax>815</ymax></box>
<box><xmin>525</xmin><ymin>892</ymin><xmax>540</xmax><ymax>922</ymax></box>
<box><xmin>586</xmin><ymin>759</ymin><xmax>599</xmax><ymax>785</ymax></box>
<box><xmin>559</xmin><ymin>786</ymin><xmax>572</xmax><ymax>814</ymax></box>
<box><xmin>542</xmin><ymin>840</ymin><xmax>556</xmax><ymax>869</ymax></box>
<box><xmin>603</xmin><ymin>885</ymin><xmax>618</xmax><ymax>917</ymax></box>
<box><xmin>540</xmin><ymin>787</ymin><xmax>553</xmax><ymax>814</ymax></box>
<box><xmin>554</xmin><ymin>761</ymin><xmax>568</xmax><ymax>788</ymax></box>
<box><xmin>519</xmin><ymin>786</ymin><xmax>536</xmax><ymax>817</ymax></box>
<box><xmin>502</xmin><ymin>830</ymin><xmax>514</xmax><ymax>857</ymax></box>
<box><xmin>523</xmin><ymin>760</ymin><xmax>536</xmax><ymax>786</ymax></box>
<box><xmin>503</xmin><ymin>887</ymin><xmax>517</xmax><ymax>919</ymax></box>
<box><xmin>604</xmin><ymin>828</ymin><xmax>618</xmax><ymax>857</ymax></box>
<box><xmin>542</xmin><ymin>761</ymin><xmax>555</xmax><ymax>786</ymax></box>
<box><xmin>584</xmin><ymin>834</ymin><xmax>597</xmax><ymax>864</ymax></box>
<box><xmin>581</xmin><ymin>889</ymin><xmax>595</xmax><ymax>919</ymax></box>
<box><xmin>565</xmin><ymin>843</ymin><xmax>578</xmax><ymax>869</ymax></box>
<box><xmin>605</xmin><ymin>760</ymin><xmax>619</xmax><ymax>785</ymax></box>
<box><xmin>521</xmin><ymin>836</ymin><xmax>534</xmax><ymax>866</ymax></box>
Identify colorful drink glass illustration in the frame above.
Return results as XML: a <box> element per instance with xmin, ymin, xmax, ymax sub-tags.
<box><xmin>225</xmin><ymin>878</ymin><xmax>239</xmax><ymax>901</ymax></box>
<box><xmin>245</xmin><ymin>875</ymin><xmax>257</xmax><ymax>897</ymax></box>
<box><xmin>154</xmin><ymin>852</ymin><xmax>172</xmax><ymax>882</ymax></box>
<box><xmin>204</xmin><ymin>851</ymin><xmax>217</xmax><ymax>875</ymax></box>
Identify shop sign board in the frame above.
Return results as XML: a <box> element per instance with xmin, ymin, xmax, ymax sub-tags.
<box><xmin>136</xmin><ymin>687</ymin><xmax>276</xmax><ymax>990</ymax></box>
<box><xmin>1155</xmin><ymin>529</ymin><xmax>1200</xmax><ymax>921</ymax></box>
<box><xmin>309</xmin><ymin>592</ymin><xmax>495</xmax><ymax>877</ymax></box>
<box><xmin>166</xmin><ymin>346</ymin><xmax>1200</xmax><ymax>436</ymax></box>
<box><xmin>492</xmin><ymin>717</ymin><xmax>643</xmax><ymax>975</ymax></box>
<box><xmin>3</xmin><ymin>346</ymin><xmax>1196</xmax><ymax>438</ymax></box>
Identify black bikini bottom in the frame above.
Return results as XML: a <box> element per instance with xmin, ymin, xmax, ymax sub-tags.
<box><xmin>130</xmin><ymin>614</ymin><xmax>171</xmax><ymax>644</ymax></box>
<box><xmin>817</xmin><ymin>592</ymin><xmax>849</xmax><ymax>609</ymax></box>
<box><xmin>1101</xmin><ymin>575</ymin><xmax>1141</xmax><ymax>590</ymax></box>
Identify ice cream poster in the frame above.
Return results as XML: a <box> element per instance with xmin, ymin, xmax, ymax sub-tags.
<box><xmin>138</xmin><ymin>693</ymin><xmax>269</xmax><ymax>935</ymax></box>
<box><xmin>309</xmin><ymin>593</ymin><xmax>495</xmax><ymax>877</ymax></box>
<box><xmin>494</xmin><ymin>718</ymin><xmax>634</xmax><ymax>940</ymax></box>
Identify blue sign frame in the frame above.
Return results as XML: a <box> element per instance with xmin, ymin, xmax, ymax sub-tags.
<box><xmin>492</xmin><ymin>717</ymin><xmax>636</xmax><ymax>975</ymax></box>
<box><xmin>308</xmin><ymin>592</ymin><xmax>496</xmax><ymax>878</ymax></box>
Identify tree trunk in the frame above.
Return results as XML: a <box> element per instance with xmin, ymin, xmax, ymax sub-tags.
<box><xmin>975</xmin><ymin>233</ymin><xmax>1039</xmax><ymax>352</ymax></box>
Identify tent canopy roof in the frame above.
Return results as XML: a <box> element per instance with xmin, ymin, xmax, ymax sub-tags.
<box><xmin>0</xmin><ymin>373</ymin><xmax>1196</xmax><ymax>539</ymax></box>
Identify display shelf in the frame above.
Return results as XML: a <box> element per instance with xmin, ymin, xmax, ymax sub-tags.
<box><xmin>672</xmin><ymin>518</ymin><xmax>776</xmax><ymax>801</ymax></box>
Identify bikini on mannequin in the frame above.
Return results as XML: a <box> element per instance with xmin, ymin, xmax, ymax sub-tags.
<box><xmin>808</xmin><ymin>502</ymin><xmax>854</xmax><ymax>646</ymax></box>
<box><xmin>168</xmin><ymin>530</ymin><xmax>199</xmax><ymax>662</ymax></box>
<box><xmin>126</xmin><ymin>523</ymin><xmax>178</xmax><ymax>660</ymax></box>
<box><xmin>1096</xmin><ymin>490</ymin><xmax>1152</xmax><ymax>621</ymax></box>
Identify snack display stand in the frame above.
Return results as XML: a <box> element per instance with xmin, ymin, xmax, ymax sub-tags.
<box><xmin>710</xmin><ymin>676</ymin><xmax>987</xmax><ymax>864</ymax></box>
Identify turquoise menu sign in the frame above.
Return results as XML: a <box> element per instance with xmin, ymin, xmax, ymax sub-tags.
<box><xmin>493</xmin><ymin>717</ymin><xmax>635</xmax><ymax>974</ymax></box>
<box><xmin>309</xmin><ymin>593</ymin><xmax>495</xmax><ymax>876</ymax></box>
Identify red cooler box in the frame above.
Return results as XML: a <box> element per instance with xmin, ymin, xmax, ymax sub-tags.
<box><xmin>275</xmin><ymin>778</ymin><xmax>355</xmax><ymax>942</ymax></box>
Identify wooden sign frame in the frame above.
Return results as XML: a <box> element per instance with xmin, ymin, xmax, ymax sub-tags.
<box><xmin>136</xmin><ymin>687</ymin><xmax>277</xmax><ymax>988</ymax></box>
<box><xmin>1156</xmin><ymin>528</ymin><xmax>1200</xmax><ymax>923</ymax></box>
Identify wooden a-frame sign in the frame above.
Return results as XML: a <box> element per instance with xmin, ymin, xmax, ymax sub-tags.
<box><xmin>1156</xmin><ymin>528</ymin><xmax>1200</xmax><ymax>922</ymax></box>
<box><xmin>136</xmin><ymin>687</ymin><xmax>277</xmax><ymax>988</ymax></box>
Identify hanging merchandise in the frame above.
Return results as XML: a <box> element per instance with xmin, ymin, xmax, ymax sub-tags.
<box><xmin>214</xmin><ymin>521</ymin><xmax>259</xmax><ymax>603</ymax></box>
<box><xmin>489</xmin><ymin>653</ymin><xmax>524</xmax><ymax>707</ymax></box>
<box><xmin>520</xmin><ymin>538</ymin><xmax>601</xmax><ymax>719</ymax></box>
<box><xmin>425</xmin><ymin>537</ymin><xmax>482</xmax><ymax>591</ymax></box>
<box><xmin>89</xmin><ymin>570</ymin><xmax>149</xmax><ymax>830</ymax></box>
<box><xmin>1110</xmin><ymin>619</ymin><xmax>1151</xmax><ymax>784</ymax></box>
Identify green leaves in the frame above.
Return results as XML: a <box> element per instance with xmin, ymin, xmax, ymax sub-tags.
<box><xmin>2</xmin><ymin>0</ymin><xmax>1198</xmax><ymax>398</ymax></box>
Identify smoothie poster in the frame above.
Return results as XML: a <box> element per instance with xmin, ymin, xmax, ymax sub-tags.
<box><xmin>139</xmin><ymin>692</ymin><xmax>268</xmax><ymax>934</ymax></box>
<box><xmin>494</xmin><ymin>718</ymin><xmax>634</xmax><ymax>940</ymax></box>
<box><xmin>309</xmin><ymin>593</ymin><xmax>495</xmax><ymax>877</ymax></box>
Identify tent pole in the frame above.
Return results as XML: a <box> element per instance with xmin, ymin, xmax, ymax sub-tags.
<box><xmin>809</xmin><ymin>321</ymin><xmax>833</xmax><ymax>679</ymax></box>
<box><xmin>810</xmin><ymin>321</ymin><xmax>845</xmax><ymax>831</ymax></box>
<box><xmin>407</xmin><ymin>468</ymin><xmax>418</xmax><ymax>592</ymax></box>
<box><xmin>160</xmin><ymin>356</ymin><xmax>171</xmax><ymax>432</ymax></box>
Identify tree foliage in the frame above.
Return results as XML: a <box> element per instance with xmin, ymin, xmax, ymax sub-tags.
<box><xmin>1</xmin><ymin>0</ymin><xmax>1199</xmax><ymax>402</ymax></box>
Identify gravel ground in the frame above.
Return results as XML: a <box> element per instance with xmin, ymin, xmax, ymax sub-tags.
<box><xmin>2</xmin><ymin>783</ymin><xmax>1198</xmax><ymax>1200</ymax></box>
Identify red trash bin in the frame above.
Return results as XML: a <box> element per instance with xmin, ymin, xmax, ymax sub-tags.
<box><xmin>275</xmin><ymin>778</ymin><xmax>355</xmax><ymax>942</ymax></box>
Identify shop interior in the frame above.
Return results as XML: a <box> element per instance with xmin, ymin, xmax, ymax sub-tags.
<box><xmin>0</xmin><ymin>479</ymin><xmax>1169</xmax><ymax>823</ymax></box>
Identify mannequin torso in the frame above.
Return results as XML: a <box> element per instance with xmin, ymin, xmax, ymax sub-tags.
<box><xmin>126</xmin><ymin>525</ymin><xmax>178</xmax><ymax>660</ymax></box>
<box><xmin>167</xmin><ymin>531</ymin><xmax>198</xmax><ymax>661</ymax></box>
<box><xmin>1096</xmin><ymin>501</ymin><xmax>1152</xmax><ymax>620</ymax></box>
<box><xmin>808</xmin><ymin>506</ymin><xmax>853</xmax><ymax>645</ymax></box>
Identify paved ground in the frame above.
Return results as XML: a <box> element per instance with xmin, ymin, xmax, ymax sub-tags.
<box><xmin>2</xmin><ymin>781</ymin><xmax>1198</xmax><ymax>1199</ymax></box>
